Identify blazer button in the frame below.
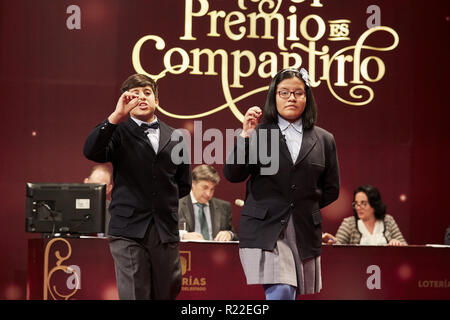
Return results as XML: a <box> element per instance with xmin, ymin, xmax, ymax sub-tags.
<box><xmin>281</xmin><ymin>219</ymin><xmax>286</xmax><ymax>225</ymax></box>
<box><xmin>290</xmin><ymin>203</ymin><xmax>295</xmax><ymax>208</ymax></box>
<box><xmin>291</xmin><ymin>184</ymin><xmax>296</xmax><ymax>190</ymax></box>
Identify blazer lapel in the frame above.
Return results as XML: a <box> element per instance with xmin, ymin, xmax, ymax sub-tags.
<box><xmin>209</xmin><ymin>198</ymin><xmax>219</xmax><ymax>238</ymax></box>
<box><xmin>124</xmin><ymin>118</ymin><xmax>157</xmax><ymax>155</ymax></box>
<box><xmin>183</xmin><ymin>196</ymin><xmax>195</xmax><ymax>232</ymax></box>
<box><xmin>279</xmin><ymin>133</ymin><xmax>294</xmax><ymax>165</ymax></box>
<box><xmin>270</xmin><ymin>122</ymin><xmax>294</xmax><ymax>165</ymax></box>
<box><xmin>157</xmin><ymin>121</ymin><xmax>172</xmax><ymax>154</ymax></box>
<box><xmin>295</xmin><ymin>128</ymin><xmax>317</xmax><ymax>165</ymax></box>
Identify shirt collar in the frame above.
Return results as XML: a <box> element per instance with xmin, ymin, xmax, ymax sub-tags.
<box><xmin>277</xmin><ymin>115</ymin><xmax>303</xmax><ymax>134</ymax></box>
<box><xmin>131</xmin><ymin>116</ymin><xmax>159</xmax><ymax>128</ymax></box>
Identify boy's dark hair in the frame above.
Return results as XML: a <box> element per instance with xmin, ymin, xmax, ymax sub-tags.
<box><xmin>120</xmin><ymin>74</ymin><xmax>158</xmax><ymax>98</ymax></box>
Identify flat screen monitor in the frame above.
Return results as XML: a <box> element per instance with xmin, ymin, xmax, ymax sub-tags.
<box><xmin>25</xmin><ymin>183</ymin><xmax>106</xmax><ymax>235</ymax></box>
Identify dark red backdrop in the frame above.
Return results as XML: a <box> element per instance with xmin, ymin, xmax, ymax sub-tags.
<box><xmin>0</xmin><ymin>0</ymin><xmax>449</xmax><ymax>299</ymax></box>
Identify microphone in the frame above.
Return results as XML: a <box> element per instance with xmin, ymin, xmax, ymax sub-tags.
<box><xmin>235</xmin><ymin>199</ymin><xmax>244</xmax><ymax>207</ymax></box>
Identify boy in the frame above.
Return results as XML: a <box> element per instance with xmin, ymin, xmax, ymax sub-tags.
<box><xmin>84</xmin><ymin>74</ymin><xmax>191</xmax><ymax>299</ymax></box>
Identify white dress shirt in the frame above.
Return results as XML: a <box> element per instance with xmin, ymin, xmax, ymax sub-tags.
<box><xmin>358</xmin><ymin>219</ymin><xmax>388</xmax><ymax>245</ymax></box>
<box><xmin>278</xmin><ymin>115</ymin><xmax>303</xmax><ymax>163</ymax></box>
<box><xmin>130</xmin><ymin>116</ymin><xmax>160</xmax><ymax>153</ymax></box>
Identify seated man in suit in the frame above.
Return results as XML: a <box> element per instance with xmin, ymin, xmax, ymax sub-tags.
<box><xmin>84</xmin><ymin>164</ymin><xmax>113</xmax><ymax>236</ymax></box>
<box><xmin>179</xmin><ymin>164</ymin><xmax>237</xmax><ymax>241</ymax></box>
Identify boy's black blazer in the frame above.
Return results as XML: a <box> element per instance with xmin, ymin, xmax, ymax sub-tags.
<box><xmin>84</xmin><ymin>117</ymin><xmax>191</xmax><ymax>243</ymax></box>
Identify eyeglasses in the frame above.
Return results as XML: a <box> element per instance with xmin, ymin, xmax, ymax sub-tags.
<box><xmin>352</xmin><ymin>201</ymin><xmax>369</xmax><ymax>209</ymax></box>
<box><xmin>277</xmin><ymin>90</ymin><xmax>306</xmax><ymax>99</ymax></box>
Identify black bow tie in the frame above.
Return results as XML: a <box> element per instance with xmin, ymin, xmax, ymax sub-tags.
<box><xmin>140</xmin><ymin>122</ymin><xmax>160</xmax><ymax>130</ymax></box>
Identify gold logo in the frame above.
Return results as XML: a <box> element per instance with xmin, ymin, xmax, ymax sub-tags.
<box><xmin>132</xmin><ymin>0</ymin><xmax>400</xmax><ymax>122</ymax></box>
<box><xmin>180</xmin><ymin>250</ymin><xmax>191</xmax><ymax>276</ymax></box>
<box><xmin>418</xmin><ymin>279</ymin><xmax>450</xmax><ymax>289</ymax></box>
<box><xmin>180</xmin><ymin>250</ymin><xmax>207</xmax><ymax>291</ymax></box>
<box><xmin>43</xmin><ymin>238</ymin><xmax>80</xmax><ymax>300</ymax></box>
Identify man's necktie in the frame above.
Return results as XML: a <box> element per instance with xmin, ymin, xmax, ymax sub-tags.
<box><xmin>140</xmin><ymin>122</ymin><xmax>160</xmax><ymax>130</ymax></box>
<box><xmin>196</xmin><ymin>203</ymin><xmax>210</xmax><ymax>240</ymax></box>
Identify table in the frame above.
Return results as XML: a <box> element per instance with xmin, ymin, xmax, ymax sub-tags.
<box><xmin>27</xmin><ymin>238</ymin><xmax>450</xmax><ymax>300</ymax></box>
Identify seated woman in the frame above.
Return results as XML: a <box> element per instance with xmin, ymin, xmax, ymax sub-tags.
<box><xmin>323</xmin><ymin>185</ymin><xmax>407</xmax><ymax>246</ymax></box>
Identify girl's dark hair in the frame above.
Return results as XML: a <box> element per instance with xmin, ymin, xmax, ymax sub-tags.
<box><xmin>353</xmin><ymin>184</ymin><xmax>387</xmax><ymax>220</ymax></box>
<box><xmin>262</xmin><ymin>68</ymin><xmax>317</xmax><ymax>129</ymax></box>
<box><xmin>120</xmin><ymin>74</ymin><xmax>158</xmax><ymax>98</ymax></box>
